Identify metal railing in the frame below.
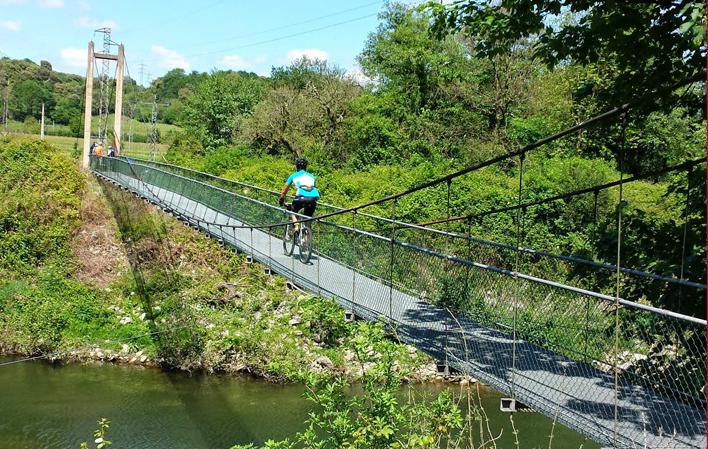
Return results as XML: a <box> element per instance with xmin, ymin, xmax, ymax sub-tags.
<box><xmin>91</xmin><ymin>155</ymin><xmax>707</xmax><ymax>449</ymax></box>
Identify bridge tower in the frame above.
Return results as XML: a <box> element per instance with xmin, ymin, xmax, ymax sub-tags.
<box><xmin>81</xmin><ymin>32</ymin><xmax>125</xmax><ymax>168</ymax></box>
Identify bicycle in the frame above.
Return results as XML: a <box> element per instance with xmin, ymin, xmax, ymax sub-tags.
<box><xmin>282</xmin><ymin>203</ymin><xmax>313</xmax><ymax>263</ymax></box>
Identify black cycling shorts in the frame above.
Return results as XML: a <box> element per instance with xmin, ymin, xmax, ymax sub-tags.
<box><xmin>291</xmin><ymin>196</ymin><xmax>318</xmax><ymax>217</ymax></box>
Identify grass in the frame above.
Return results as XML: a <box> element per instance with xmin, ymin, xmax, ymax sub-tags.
<box><xmin>1</xmin><ymin>133</ymin><xmax>168</xmax><ymax>158</ymax></box>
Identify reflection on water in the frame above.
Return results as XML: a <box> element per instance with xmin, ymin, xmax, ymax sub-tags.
<box><xmin>0</xmin><ymin>357</ymin><xmax>598</xmax><ymax>449</ymax></box>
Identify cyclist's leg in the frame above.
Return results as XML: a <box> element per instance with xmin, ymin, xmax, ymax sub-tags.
<box><xmin>302</xmin><ymin>198</ymin><xmax>317</xmax><ymax>219</ymax></box>
<box><xmin>292</xmin><ymin>198</ymin><xmax>306</xmax><ymax>230</ymax></box>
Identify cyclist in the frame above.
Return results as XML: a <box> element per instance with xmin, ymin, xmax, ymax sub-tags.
<box><xmin>278</xmin><ymin>157</ymin><xmax>320</xmax><ymax>229</ymax></box>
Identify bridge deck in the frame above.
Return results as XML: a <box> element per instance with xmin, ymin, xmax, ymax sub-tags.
<box><xmin>97</xmin><ymin>168</ymin><xmax>706</xmax><ymax>449</ymax></box>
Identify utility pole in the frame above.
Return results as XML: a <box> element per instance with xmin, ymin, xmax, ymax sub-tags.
<box><xmin>138</xmin><ymin>62</ymin><xmax>146</xmax><ymax>87</ymax></box>
<box><xmin>2</xmin><ymin>82</ymin><xmax>8</xmax><ymax>132</ymax></box>
<box><xmin>148</xmin><ymin>94</ymin><xmax>158</xmax><ymax>161</ymax></box>
<box><xmin>40</xmin><ymin>102</ymin><xmax>45</xmax><ymax>139</ymax></box>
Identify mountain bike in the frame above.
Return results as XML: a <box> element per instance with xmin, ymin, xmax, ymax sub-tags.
<box><xmin>282</xmin><ymin>203</ymin><xmax>313</xmax><ymax>263</ymax></box>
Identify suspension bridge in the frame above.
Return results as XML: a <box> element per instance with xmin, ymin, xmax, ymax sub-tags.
<box><xmin>72</xmin><ymin>30</ymin><xmax>706</xmax><ymax>449</ymax></box>
<box><xmin>87</xmin><ymin>98</ymin><xmax>707</xmax><ymax>449</ymax></box>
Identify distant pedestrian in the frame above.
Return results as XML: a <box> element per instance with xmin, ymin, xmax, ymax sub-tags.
<box><xmin>89</xmin><ymin>141</ymin><xmax>96</xmax><ymax>155</ymax></box>
<box><xmin>107</xmin><ymin>145</ymin><xmax>114</xmax><ymax>157</ymax></box>
<box><xmin>95</xmin><ymin>142</ymin><xmax>104</xmax><ymax>157</ymax></box>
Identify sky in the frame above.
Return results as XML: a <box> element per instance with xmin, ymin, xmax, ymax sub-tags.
<box><xmin>0</xmin><ymin>0</ymin><xmax>416</xmax><ymax>84</ymax></box>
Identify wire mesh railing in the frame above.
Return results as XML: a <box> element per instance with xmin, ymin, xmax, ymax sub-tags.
<box><xmin>91</xmin><ymin>154</ymin><xmax>706</xmax><ymax>449</ymax></box>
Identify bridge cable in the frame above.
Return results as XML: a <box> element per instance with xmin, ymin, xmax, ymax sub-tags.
<box><xmin>415</xmin><ymin>158</ymin><xmax>705</xmax><ymax>228</ymax></box>
<box><xmin>120</xmin><ymin>76</ymin><xmax>701</xmax><ymax>234</ymax></box>
<box><xmin>128</xmin><ymin>156</ymin><xmax>707</xmax><ymax>289</ymax></box>
<box><xmin>94</xmin><ymin>157</ymin><xmax>708</xmax><ymax>329</ymax></box>
<box><xmin>115</xmin><ymin>151</ymin><xmax>706</xmax><ymax>294</ymax></box>
<box><xmin>114</xmin><ymin>151</ymin><xmax>707</xmax><ymax>297</ymax></box>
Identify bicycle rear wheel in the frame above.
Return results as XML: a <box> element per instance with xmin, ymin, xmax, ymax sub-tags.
<box><xmin>298</xmin><ymin>224</ymin><xmax>312</xmax><ymax>263</ymax></box>
<box><xmin>283</xmin><ymin>222</ymin><xmax>295</xmax><ymax>256</ymax></box>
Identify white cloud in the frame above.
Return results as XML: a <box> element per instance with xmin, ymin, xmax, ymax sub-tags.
<box><xmin>75</xmin><ymin>16</ymin><xmax>119</xmax><ymax>30</ymax></box>
<box><xmin>60</xmin><ymin>47</ymin><xmax>87</xmax><ymax>68</ymax></box>
<box><xmin>38</xmin><ymin>0</ymin><xmax>64</xmax><ymax>7</ymax></box>
<box><xmin>347</xmin><ymin>66</ymin><xmax>372</xmax><ymax>87</ymax></box>
<box><xmin>286</xmin><ymin>48</ymin><xmax>328</xmax><ymax>62</ymax></box>
<box><xmin>220</xmin><ymin>54</ymin><xmax>268</xmax><ymax>71</ymax></box>
<box><xmin>0</xmin><ymin>20</ymin><xmax>21</xmax><ymax>32</ymax></box>
<box><xmin>152</xmin><ymin>45</ymin><xmax>191</xmax><ymax>71</ymax></box>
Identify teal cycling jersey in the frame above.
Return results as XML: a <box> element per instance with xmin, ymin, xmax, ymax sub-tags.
<box><xmin>286</xmin><ymin>170</ymin><xmax>320</xmax><ymax>198</ymax></box>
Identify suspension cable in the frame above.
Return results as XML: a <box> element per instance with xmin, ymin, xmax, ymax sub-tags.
<box><xmin>415</xmin><ymin>158</ymin><xmax>705</xmax><ymax>228</ymax></box>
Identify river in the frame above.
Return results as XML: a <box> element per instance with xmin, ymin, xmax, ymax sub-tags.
<box><xmin>0</xmin><ymin>357</ymin><xmax>599</xmax><ymax>448</ymax></box>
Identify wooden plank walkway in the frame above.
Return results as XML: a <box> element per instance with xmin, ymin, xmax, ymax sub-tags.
<box><xmin>96</xmin><ymin>167</ymin><xmax>706</xmax><ymax>449</ymax></box>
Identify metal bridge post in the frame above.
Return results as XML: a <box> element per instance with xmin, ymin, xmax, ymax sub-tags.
<box><xmin>266</xmin><ymin>221</ymin><xmax>273</xmax><ymax>275</ymax></box>
<box><xmin>316</xmin><ymin>218</ymin><xmax>321</xmax><ymax>297</ymax></box>
<box><xmin>584</xmin><ymin>189</ymin><xmax>600</xmax><ymax>363</ymax></box>
<box><xmin>511</xmin><ymin>151</ymin><xmax>526</xmax><ymax>400</ymax></box>
<box><xmin>612</xmin><ymin>112</ymin><xmax>629</xmax><ymax>448</ymax></box>
<box><xmin>388</xmin><ymin>199</ymin><xmax>397</xmax><ymax>325</ymax></box>
<box><xmin>247</xmin><ymin>226</ymin><xmax>254</xmax><ymax>264</ymax></box>
<box><xmin>350</xmin><ymin>211</ymin><xmax>357</xmax><ymax>318</ymax></box>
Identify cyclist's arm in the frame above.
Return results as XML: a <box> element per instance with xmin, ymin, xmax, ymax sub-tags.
<box><xmin>278</xmin><ymin>182</ymin><xmax>290</xmax><ymax>206</ymax></box>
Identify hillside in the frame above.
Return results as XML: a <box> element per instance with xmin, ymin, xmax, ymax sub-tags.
<box><xmin>0</xmin><ymin>137</ymin><xmax>437</xmax><ymax>382</ymax></box>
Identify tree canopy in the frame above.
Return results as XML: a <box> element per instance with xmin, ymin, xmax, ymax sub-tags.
<box><xmin>427</xmin><ymin>0</ymin><xmax>707</xmax><ymax>106</ymax></box>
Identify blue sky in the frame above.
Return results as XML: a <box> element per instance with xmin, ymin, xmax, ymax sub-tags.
<box><xmin>0</xmin><ymin>0</ymin><xmax>416</xmax><ymax>83</ymax></box>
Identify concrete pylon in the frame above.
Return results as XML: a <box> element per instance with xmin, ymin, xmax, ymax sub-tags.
<box><xmin>82</xmin><ymin>41</ymin><xmax>95</xmax><ymax>168</ymax></box>
<box><xmin>113</xmin><ymin>44</ymin><xmax>124</xmax><ymax>156</ymax></box>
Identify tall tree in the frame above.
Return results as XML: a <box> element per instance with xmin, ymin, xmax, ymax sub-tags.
<box><xmin>181</xmin><ymin>71</ymin><xmax>266</xmax><ymax>149</ymax></box>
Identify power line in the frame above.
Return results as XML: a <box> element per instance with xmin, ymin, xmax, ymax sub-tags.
<box><xmin>141</xmin><ymin>11</ymin><xmax>379</xmax><ymax>66</ymax></box>
<box><xmin>178</xmin><ymin>0</ymin><xmax>383</xmax><ymax>50</ymax></box>
<box><xmin>147</xmin><ymin>0</ymin><xmax>229</xmax><ymax>29</ymax></box>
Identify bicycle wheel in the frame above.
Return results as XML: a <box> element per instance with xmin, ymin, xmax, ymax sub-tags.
<box><xmin>298</xmin><ymin>223</ymin><xmax>312</xmax><ymax>263</ymax></box>
<box><xmin>282</xmin><ymin>222</ymin><xmax>295</xmax><ymax>256</ymax></box>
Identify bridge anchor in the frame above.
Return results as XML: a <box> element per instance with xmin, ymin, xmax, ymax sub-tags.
<box><xmin>499</xmin><ymin>398</ymin><xmax>531</xmax><ymax>413</ymax></box>
<box><xmin>435</xmin><ymin>361</ymin><xmax>458</xmax><ymax>376</ymax></box>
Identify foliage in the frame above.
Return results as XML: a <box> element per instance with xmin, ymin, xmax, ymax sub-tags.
<box><xmin>79</xmin><ymin>418</ymin><xmax>112</xmax><ymax>449</ymax></box>
<box><xmin>231</xmin><ymin>324</ymin><xmax>485</xmax><ymax>449</ymax></box>
<box><xmin>181</xmin><ymin>71</ymin><xmax>267</xmax><ymax>149</ymax></box>
<box><xmin>0</xmin><ymin>138</ymin><xmax>84</xmax><ymax>273</ymax></box>
<box><xmin>427</xmin><ymin>0</ymin><xmax>707</xmax><ymax>107</ymax></box>
<box><xmin>245</xmin><ymin>58</ymin><xmax>360</xmax><ymax>158</ymax></box>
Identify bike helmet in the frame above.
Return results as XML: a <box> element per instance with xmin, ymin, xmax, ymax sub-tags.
<box><xmin>295</xmin><ymin>157</ymin><xmax>308</xmax><ymax>170</ymax></box>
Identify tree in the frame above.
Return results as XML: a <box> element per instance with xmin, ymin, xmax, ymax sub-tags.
<box><xmin>181</xmin><ymin>71</ymin><xmax>266</xmax><ymax>149</ymax></box>
<box><xmin>427</xmin><ymin>0</ymin><xmax>706</xmax><ymax>107</ymax></box>
<box><xmin>244</xmin><ymin>85</ymin><xmax>316</xmax><ymax>157</ymax></box>
<box><xmin>9</xmin><ymin>79</ymin><xmax>53</xmax><ymax>121</ymax></box>
<box><xmin>359</xmin><ymin>3</ymin><xmax>470</xmax><ymax>116</ymax></box>
<box><xmin>246</xmin><ymin>59</ymin><xmax>360</xmax><ymax>159</ymax></box>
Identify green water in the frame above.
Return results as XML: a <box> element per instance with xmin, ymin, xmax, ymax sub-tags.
<box><xmin>0</xmin><ymin>357</ymin><xmax>598</xmax><ymax>449</ymax></box>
